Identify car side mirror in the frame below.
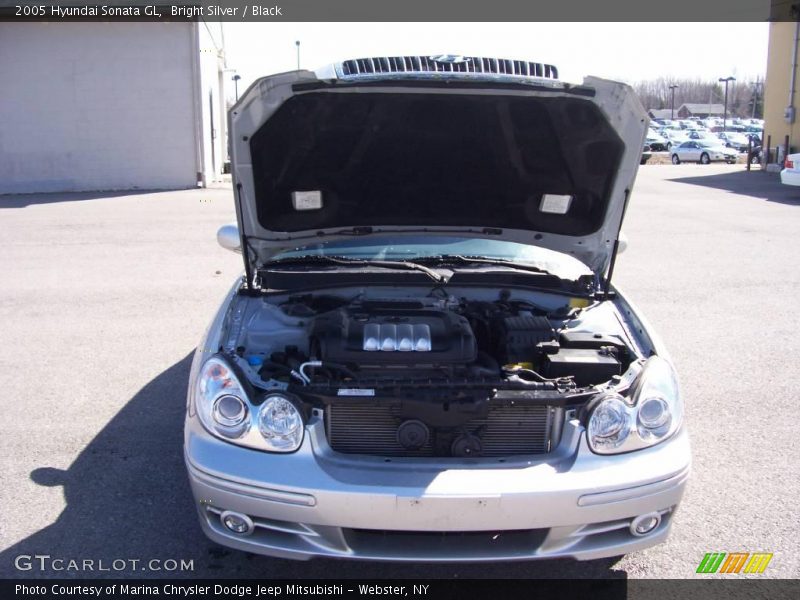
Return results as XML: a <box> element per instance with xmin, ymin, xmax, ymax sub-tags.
<box><xmin>617</xmin><ymin>231</ymin><xmax>628</xmax><ymax>254</ymax></box>
<box><xmin>217</xmin><ymin>223</ymin><xmax>241</xmax><ymax>253</ymax></box>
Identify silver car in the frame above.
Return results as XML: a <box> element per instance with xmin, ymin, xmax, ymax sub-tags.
<box><xmin>185</xmin><ymin>55</ymin><xmax>690</xmax><ymax>562</ymax></box>
<box><xmin>671</xmin><ymin>140</ymin><xmax>738</xmax><ymax>164</ymax></box>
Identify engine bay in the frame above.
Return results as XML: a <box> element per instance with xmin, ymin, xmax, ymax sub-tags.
<box><xmin>222</xmin><ymin>286</ymin><xmax>643</xmax><ymax>458</ymax></box>
<box><xmin>234</xmin><ymin>290</ymin><xmax>634</xmax><ymax>387</ymax></box>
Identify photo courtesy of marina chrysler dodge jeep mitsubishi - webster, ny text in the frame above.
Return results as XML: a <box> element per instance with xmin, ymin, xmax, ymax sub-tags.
<box><xmin>184</xmin><ymin>55</ymin><xmax>690</xmax><ymax>561</ymax></box>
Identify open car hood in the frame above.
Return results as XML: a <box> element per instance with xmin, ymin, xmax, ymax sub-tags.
<box><xmin>229</xmin><ymin>57</ymin><xmax>648</xmax><ymax>283</ymax></box>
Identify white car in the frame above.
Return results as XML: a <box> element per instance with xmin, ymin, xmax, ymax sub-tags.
<box><xmin>716</xmin><ymin>131</ymin><xmax>750</xmax><ymax>152</ymax></box>
<box><xmin>780</xmin><ymin>153</ymin><xmax>800</xmax><ymax>186</ymax></box>
<box><xmin>671</xmin><ymin>140</ymin><xmax>738</xmax><ymax>164</ymax></box>
<box><xmin>646</xmin><ymin>129</ymin><xmax>669</xmax><ymax>151</ymax></box>
<box><xmin>678</xmin><ymin>120</ymin><xmax>703</xmax><ymax>131</ymax></box>
<box><xmin>660</xmin><ymin>129</ymin><xmax>688</xmax><ymax>150</ymax></box>
<box><xmin>686</xmin><ymin>130</ymin><xmax>718</xmax><ymax>142</ymax></box>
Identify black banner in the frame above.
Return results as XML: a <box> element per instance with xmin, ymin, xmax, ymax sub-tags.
<box><xmin>0</xmin><ymin>0</ymin><xmax>792</xmax><ymax>22</ymax></box>
<box><xmin>3</xmin><ymin>580</ymin><xmax>800</xmax><ymax>600</ymax></box>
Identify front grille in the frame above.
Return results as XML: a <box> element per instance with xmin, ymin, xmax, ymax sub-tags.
<box><xmin>339</xmin><ymin>56</ymin><xmax>558</xmax><ymax>79</ymax></box>
<box><xmin>326</xmin><ymin>402</ymin><xmax>556</xmax><ymax>457</ymax></box>
<box><xmin>344</xmin><ymin>528</ymin><xmax>549</xmax><ymax>558</ymax></box>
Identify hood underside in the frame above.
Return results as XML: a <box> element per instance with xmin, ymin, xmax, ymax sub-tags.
<box><xmin>229</xmin><ymin>62</ymin><xmax>648</xmax><ymax>280</ymax></box>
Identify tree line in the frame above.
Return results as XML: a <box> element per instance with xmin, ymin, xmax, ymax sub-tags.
<box><xmin>630</xmin><ymin>76</ymin><xmax>764</xmax><ymax>118</ymax></box>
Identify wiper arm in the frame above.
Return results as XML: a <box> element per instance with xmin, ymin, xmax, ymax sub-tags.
<box><xmin>264</xmin><ymin>255</ymin><xmax>447</xmax><ymax>283</ymax></box>
<box><xmin>417</xmin><ymin>255</ymin><xmax>553</xmax><ymax>276</ymax></box>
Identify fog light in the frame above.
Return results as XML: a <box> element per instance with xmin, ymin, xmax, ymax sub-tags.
<box><xmin>630</xmin><ymin>513</ymin><xmax>661</xmax><ymax>537</ymax></box>
<box><xmin>220</xmin><ymin>511</ymin><xmax>254</xmax><ymax>535</ymax></box>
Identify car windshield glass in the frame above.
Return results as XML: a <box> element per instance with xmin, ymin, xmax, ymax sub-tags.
<box><xmin>270</xmin><ymin>236</ymin><xmax>593</xmax><ymax>281</ymax></box>
<box><xmin>697</xmin><ymin>141</ymin><xmax>719</xmax><ymax>148</ymax></box>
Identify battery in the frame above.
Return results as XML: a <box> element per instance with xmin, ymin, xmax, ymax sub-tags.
<box><xmin>542</xmin><ymin>347</ymin><xmax>621</xmax><ymax>386</ymax></box>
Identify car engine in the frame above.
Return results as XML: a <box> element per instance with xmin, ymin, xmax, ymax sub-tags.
<box><xmin>229</xmin><ymin>290</ymin><xmax>635</xmax><ymax>458</ymax></box>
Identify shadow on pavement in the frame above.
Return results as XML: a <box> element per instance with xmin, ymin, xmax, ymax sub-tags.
<box><xmin>0</xmin><ymin>189</ymin><xmax>191</xmax><ymax>208</ymax></box>
<box><xmin>667</xmin><ymin>169</ymin><xmax>800</xmax><ymax>206</ymax></box>
<box><xmin>1</xmin><ymin>354</ymin><xmax>626</xmax><ymax>581</ymax></box>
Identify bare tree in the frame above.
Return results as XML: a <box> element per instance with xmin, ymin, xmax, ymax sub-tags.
<box><xmin>630</xmin><ymin>76</ymin><xmax>763</xmax><ymax>118</ymax></box>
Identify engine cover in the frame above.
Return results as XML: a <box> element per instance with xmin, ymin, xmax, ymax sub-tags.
<box><xmin>310</xmin><ymin>306</ymin><xmax>477</xmax><ymax>367</ymax></box>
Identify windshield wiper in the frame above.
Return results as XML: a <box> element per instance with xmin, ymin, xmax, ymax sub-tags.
<box><xmin>264</xmin><ymin>255</ymin><xmax>447</xmax><ymax>283</ymax></box>
<box><xmin>413</xmin><ymin>255</ymin><xmax>555</xmax><ymax>277</ymax></box>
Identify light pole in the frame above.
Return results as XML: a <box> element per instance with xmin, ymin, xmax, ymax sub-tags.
<box><xmin>295</xmin><ymin>40</ymin><xmax>300</xmax><ymax>69</ymax></box>
<box><xmin>718</xmin><ymin>76</ymin><xmax>736</xmax><ymax>130</ymax></box>
<box><xmin>669</xmin><ymin>84</ymin><xmax>679</xmax><ymax>120</ymax></box>
<box><xmin>232</xmin><ymin>74</ymin><xmax>241</xmax><ymax>101</ymax></box>
<box><xmin>751</xmin><ymin>79</ymin><xmax>762</xmax><ymax>118</ymax></box>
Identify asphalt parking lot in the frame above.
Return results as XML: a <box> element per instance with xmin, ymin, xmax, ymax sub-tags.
<box><xmin>1</xmin><ymin>164</ymin><xmax>799</xmax><ymax>580</ymax></box>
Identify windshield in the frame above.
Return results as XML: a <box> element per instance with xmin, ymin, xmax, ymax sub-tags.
<box><xmin>698</xmin><ymin>140</ymin><xmax>722</xmax><ymax>148</ymax></box>
<box><xmin>271</xmin><ymin>235</ymin><xmax>593</xmax><ymax>281</ymax></box>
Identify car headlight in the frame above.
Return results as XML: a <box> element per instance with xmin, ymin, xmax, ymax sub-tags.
<box><xmin>258</xmin><ymin>395</ymin><xmax>304</xmax><ymax>452</ymax></box>
<box><xmin>195</xmin><ymin>357</ymin><xmax>251</xmax><ymax>439</ymax></box>
<box><xmin>193</xmin><ymin>355</ymin><xmax>305</xmax><ymax>452</ymax></box>
<box><xmin>587</xmin><ymin>356</ymin><xmax>682</xmax><ymax>454</ymax></box>
<box><xmin>587</xmin><ymin>395</ymin><xmax>630</xmax><ymax>451</ymax></box>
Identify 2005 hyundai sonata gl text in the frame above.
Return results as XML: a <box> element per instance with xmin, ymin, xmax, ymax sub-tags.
<box><xmin>184</xmin><ymin>55</ymin><xmax>691</xmax><ymax>562</ymax></box>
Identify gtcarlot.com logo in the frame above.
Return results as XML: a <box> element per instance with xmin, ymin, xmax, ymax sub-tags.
<box><xmin>14</xmin><ymin>554</ymin><xmax>194</xmax><ymax>572</ymax></box>
<box><xmin>696</xmin><ymin>552</ymin><xmax>773</xmax><ymax>574</ymax></box>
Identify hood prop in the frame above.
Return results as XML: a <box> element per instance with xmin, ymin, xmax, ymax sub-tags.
<box><xmin>599</xmin><ymin>188</ymin><xmax>631</xmax><ymax>300</ymax></box>
<box><xmin>236</xmin><ymin>183</ymin><xmax>255</xmax><ymax>291</ymax></box>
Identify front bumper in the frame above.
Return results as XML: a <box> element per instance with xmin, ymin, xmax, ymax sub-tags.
<box><xmin>185</xmin><ymin>414</ymin><xmax>690</xmax><ymax>561</ymax></box>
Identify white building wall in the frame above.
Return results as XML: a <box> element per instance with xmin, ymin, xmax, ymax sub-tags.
<box><xmin>0</xmin><ymin>22</ymin><xmax>200</xmax><ymax>193</ymax></box>
<box><xmin>196</xmin><ymin>22</ymin><xmax>227</xmax><ymax>185</ymax></box>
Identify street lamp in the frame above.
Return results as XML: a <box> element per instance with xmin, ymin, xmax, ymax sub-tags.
<box><xmin>295</xmin><ymin>40</ymin><xmax>300</xmax><ymax>69</ymax></box>
<box><xmin>718</xmin><ymin>76</ymin><xmax>736</xmax><ymax>130</ymax></box>
<box><xmin>751</xmin><ymin>79</ymin><xmax>763</xmax><ymax>118</ymax></box>
<box><xmin>231</xmin><ymin>74</ymin><xmax>241</xmax><ymax>101</ymax></box>
<box><xmin>669</xmin><ymin>84</ymin><xmax>679</xmax><ymax>120</ymax></box>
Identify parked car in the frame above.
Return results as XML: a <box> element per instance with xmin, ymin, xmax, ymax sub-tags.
<box><xmin>679</xmin><ymin>120</ymin><xmax>703</xmax><ymax>131</ymax></box>
<box><xmin>671</xmin><ymin>140</ymin><xmax>738</xmax><ymax>164</ymax></box>
<box><xmin>186</xmin><ymin>55</ymin><xmax>690</xmax><ymax>562</ymax></box>
<box><xmin>698</xmin><ymin>118</ymin><xmax>721</xmax><ymax>129</ymax></box>
<box><xmin>660</xmin><ymin>129</ymin><xmax>689</xmax><ymax>150</ymax></box>
<box><xmin>780</xmin><ymin>153</ymin><xmax>800</xmax><ymax>186</ymax></box>
<box><xmin>745</xmin><ymin>132</ymin><xmax>763</xmax><ymax>145</ymax></box>
<box><xmin>645</xmin><ymin>130</ymin><xmax>669</xmax><ymax>151</ymax></box>
<box><xmin>716</xmin><ymin>131</ymin><xmax>750</xmax><ymax>152</ymax></box>
<box><xmin>686</xmin><ymin>130</ymin><xmax>718</xmax><ymax>142</ymax></box>
<box><xmin>641</xmin><ymin>142</ymin><xmax>653</xmax><ymax>164</ymax></box>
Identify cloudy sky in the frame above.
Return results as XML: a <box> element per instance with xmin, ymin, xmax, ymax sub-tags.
<box><xmin>222</xmin><ymin>22</ymin><xmax>769</xmax><ymax>97</ymax></box>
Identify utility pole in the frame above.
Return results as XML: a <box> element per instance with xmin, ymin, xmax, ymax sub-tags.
<box><xmin>719</xmin><ymin>76</ymin><xmax>736</xmax><ymax>130</ymax></box>
<box><xmin>295</xmin><ymin>40</ymin><xmax>300</xmax><ymax>69</ymax></box>
<box><xmin>669</xmin><ymin>84</ymin><xmax>679</xmax><ymax>120</ymax></box>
